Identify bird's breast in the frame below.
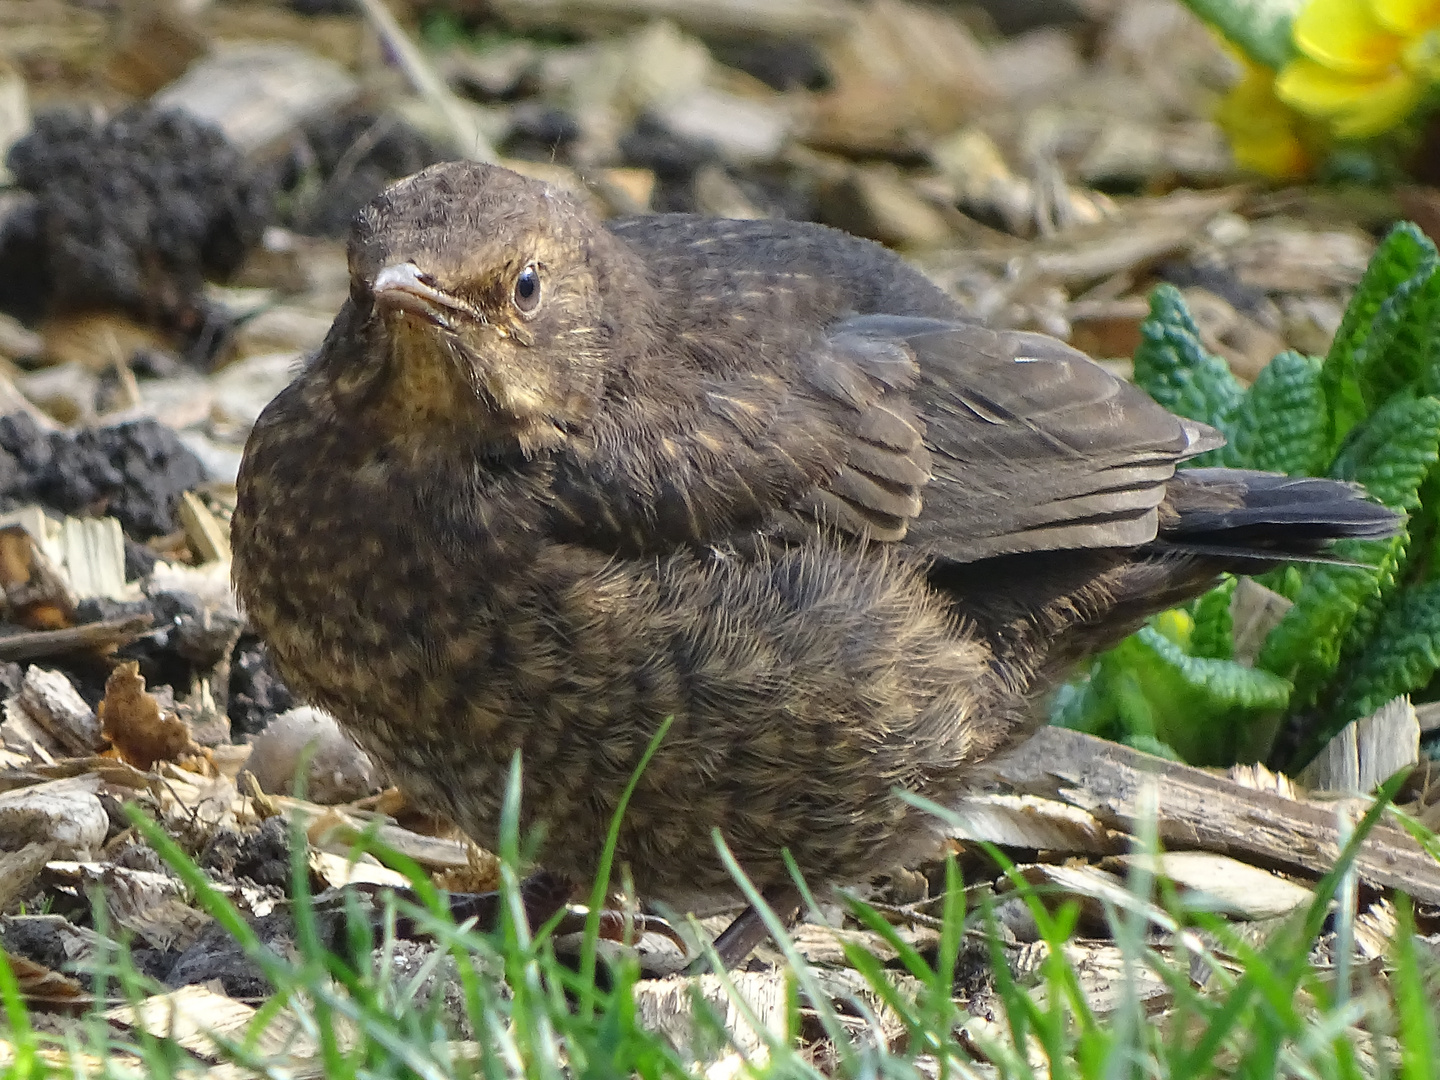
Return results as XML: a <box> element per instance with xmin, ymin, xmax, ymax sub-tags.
<box><xmin>232</xmin><ymin>390</ymin><xmax>550</xmax><ymax>742</ymax></box>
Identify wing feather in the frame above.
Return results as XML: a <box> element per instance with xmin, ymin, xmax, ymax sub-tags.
<box><xmin>548</xmin><ymin>313</ymin><xmax>1221</xmax><ymax>562</ymax></box>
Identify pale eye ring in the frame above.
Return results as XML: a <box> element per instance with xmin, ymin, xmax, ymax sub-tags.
<box><xmin>513</xmin><ymin>263</ymin><xmax>542</xmax><ymax>314</ymax></box>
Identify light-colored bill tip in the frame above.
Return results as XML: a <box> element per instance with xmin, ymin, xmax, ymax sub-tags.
<box><xmin>1179</xmin><ymin>417</ymin><xmax>1226</xmax><ymax>458</ymax></box>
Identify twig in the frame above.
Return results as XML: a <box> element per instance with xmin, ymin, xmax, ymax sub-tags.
<box><xmin>351</xmin><ymin>0</ymin><xmax>497</xmax><ymax>163</ymax></box>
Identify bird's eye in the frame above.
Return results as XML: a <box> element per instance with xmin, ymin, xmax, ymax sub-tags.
<box><xmin>513</xmin><ymin>264</ymin><xmax>542</xmax><ymax>314</ymax></box>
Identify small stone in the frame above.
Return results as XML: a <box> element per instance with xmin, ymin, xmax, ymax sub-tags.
<box><xmin>246</xmin><ymin>706</ymin><xmax>378</xmax><ymax>804</ymax></box>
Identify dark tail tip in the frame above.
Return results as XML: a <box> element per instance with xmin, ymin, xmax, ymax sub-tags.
<box><xmin>1155</xmin><ymin>468</ymin><xmax>1402</xmax><ymax>564</ymax></box>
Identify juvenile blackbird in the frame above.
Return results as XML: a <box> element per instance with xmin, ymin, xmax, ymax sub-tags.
<box><xmin>232</xmin><ymin>162</ymin><xmax>1396</xmax><ymax>956</ymax></box>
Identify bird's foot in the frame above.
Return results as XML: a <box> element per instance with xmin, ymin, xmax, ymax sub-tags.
<box><xmin>390</xmin><ymin>871</ymin><xmax>687</xmax><ymax>953</ymax></box>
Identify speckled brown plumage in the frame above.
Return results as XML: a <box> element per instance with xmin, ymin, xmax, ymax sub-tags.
<box><xmin>231</xmin><ymin>162</ymin><xmax>1397</xmax><ymax>908</ymax></box>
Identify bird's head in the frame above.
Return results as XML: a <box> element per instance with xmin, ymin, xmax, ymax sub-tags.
<box><xmin>337</xmin><ymin>161</ymin><xmax>637</xmax><ymax>453</ymax></box>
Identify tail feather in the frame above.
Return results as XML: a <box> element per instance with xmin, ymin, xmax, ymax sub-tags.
<box><xmin>933</xmin><ymin>466</ymin><xmax>1402</xmax><ymax>688</ymax></box>
<box><xmin>1154</xmin><ymin>468</ymin><xmax>1400</xmax><ymax>563</ymax></box>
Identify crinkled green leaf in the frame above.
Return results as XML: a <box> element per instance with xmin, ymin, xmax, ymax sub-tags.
<box><xmin>1333</xmin><ymin>579</ymin><xmax>1440</xmax><ymax>729</ymax></box>
<box><xmin>1097</xmin><ymin>626</ymin><xmax>1290</xmax><ymax>766</ymax></box>
<box><xmin>1131</xmin><ymin>284</ymin><xmax>1243</xmax><ymax>449</ymax></box>
<box><xmin>1048</xmin><ymin>665</ymin><xmax>1121</xmax><ymax>740</ymax></box>
<box><xmin>1344</xmin><ymin>536</ymin><xmax>1408</xmax><ymax>654</ymax></box>
<box><xmin>1190</xmin><ymin>578</ymin><xmax>1236</xmax><ymax>661</ymax></box>
<box><xmin>1417</xmin><ymin>471</ymin><xmax>1440</xmax><ymax>590</ymax></box>
<box><xmin>1048</xmin><ymin>677</ymin><xmax>1094</xmax><ymax>728</ymax></box>
<box><xmin>1221</xmin><ymin>351</ymin><xmax>1327</xmax><ymax>475</ymax></box>
<box><xmin>1330</xmin><ymin>393</ymin><xmax>1440</xmax><ymax>510</ymax></box>
<box><xmin>1257</xmin><ymin>394</ymin><xmax>1440</xmax><ymax>703</ymax></box>
<box><xmin>1358</xmin><ymin>256</ymin><xmax>1440</xmax><ymax>411</ymax></box>
<box><xmin>1178</xmin><ymin>0</ymin><xmax>1300</xmax><ymax>70</ymax></box>
<box><xmin>1322</xmin><ymin>223</ymin><xmax>1437</xmax><ymax>455</ymax></box>
<box><xmin>1258</xmin><ymin>550</ymin><xmax>1393</xmax><ymax>713</ymax></box>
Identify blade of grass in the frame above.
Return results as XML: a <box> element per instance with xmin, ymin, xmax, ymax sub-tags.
<box><xmin>1394</xmin><ymin>895</ymin><xmax>1439</xmax><ymax>1080</ymax></box>
<box><xmin>712</xmin><ymin>832</ymin><xmax>859</xmax><ymax>1076</ymax></box>
<box><xmin>1178</xmin><ymin>771</ymin><xmax>1407</xmax><ymax>1077</ymax></box>
<box><xmin>0</xmin><ymin>949</ymin><xmax>40</xmax><ymax>1079</ymax></box>
<box><xmin>579</xmin><ymin>714</ymin><xmax>674</xmax><ymax>1021</ymax></box>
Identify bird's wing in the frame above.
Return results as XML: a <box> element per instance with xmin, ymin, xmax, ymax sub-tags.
<box><xmin>866</xmin><ymin>317</ymin><xmax>1222</xmax><ymax>561</ymax></box>
<box><xmin>547</xmin><ymin>316</ymin><xmax>1220</xmax><ymax>561</ymax></box>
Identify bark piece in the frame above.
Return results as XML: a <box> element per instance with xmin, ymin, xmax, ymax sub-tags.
<box><xmin>989</xmin><ymin>726</ymin><xmax>1440</xmax><ymax>904</ymax></box>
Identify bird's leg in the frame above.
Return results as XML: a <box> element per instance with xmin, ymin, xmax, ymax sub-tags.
<box><xmin>685</xmin><ymin>884</ymin><xmax>805</xmax><ymax>974</ymax></box>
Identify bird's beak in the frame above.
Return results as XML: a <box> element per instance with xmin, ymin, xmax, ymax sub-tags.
<box><xmin>372</xmin><ymin>263</ymin><xmax>474</xmax><ymax>329</ymax></box>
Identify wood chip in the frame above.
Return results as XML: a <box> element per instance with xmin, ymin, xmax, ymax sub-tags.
<box><xmin>58</xmin><ymin>516</ymin><xmax>128</xmax><ymax>602</ymax></box>
<box><xmin>0</xmin><ymin>370</ymin><xmax>58</xmax><ymax>433</ymax></box>
<box><xmin>789</xmin><ymin>921</ymin><xmax>935</xmax><ymax>967</ymax></box>
<box><xmin>1353</xmin><ymin>898</ymin><xmax>1399</xmax><ymax>959</ymax></box>
<box><xmin>0</xmin><ymin>524</ymin><xmax>74</xmax><ymax>630</ymax></box>
<box><xmin>945</xmin><ymin>792</ymin><xmax>1117</xmax><ymax>853</ymax></box>
<box><xmin>0</xmin><ymin>840</ymin><xmax>56</xmax><ymax>911</ymax></box>
<box><xmin>634</xmin><ymin>971</ymin><xmax>787</xmax><ymax>1064</ymax></box>
<box><xmin>489</xmin><ymin>0</ymin><xmax>852</xmax><ymax>41</ymax></box>
<box><xmin>0</xmin><ymin>61</ymin><xmax>28</xmax><ymax>190</ymax></box>
<box><xmin>44</xmin><ymin>861</ymin><xmax>210</xmax><ymax>951</ymax></box>
<box><xmin>1301</xmin><ymin>696</ymin><xmax>1420</xmax><ymax>795</ymax></box>
<box><xmin>0</xmin><ymin>776</ymin><xmax>107</xmax><ymax>860</ymax></box>
<box><xmin>106</xmin><ymin>983</ymin><xmax>319</xmax><ymax>1062</ymax></box>
<box><xmin>0</xmin><ymin>311</ymin><xmax>41</xmax><ymax>364</ymax></box>
<box><xmin>809</xmin><ymin>0</ymin><xmax>994</xmax><ymax>155</ymax></box>
<box><xmin>104</xmin><ymin>0</ymin><xmax>207</xmax><ymax>97</ymax></box>
<box><xmin>308</xmin><ymin>849</ymin><xmax>411</xmax><ymax>890</ymax></box>
<box><xmin>178</xmin><ymin>491</ymin><xmax>232</xmax><ymax>564</ymax></box>
<box><xmin>1231</xmin><ymin>577</ymin><xmax>1292</xmax><ymax>667</ymax></box>
<box><xmin>0</xmin><ymin>697</ymin><xmax>62</xmax><ymax>764</ymax></box>
<box><xmin>27</xmin><ymin>755</ymin><xmax>153</xmax><ymax>790</ymax></box>
<box><xmin>1050</xmin><ymin>941</ymin><xmax>1172</xmax><ymax>1016</ymax></box>
<box><xmin>1108</xmin><ymin>851</ymin><xmax>1313</xmax><ymax>920</ymax></box>
<box><xmin>0</xmin><ymin>614</ymin><xmax>153</xmax><ymax>662</ymax></box>
<box><xmin>815</xmin><ymin>164</ymin><xmax>955</xmax><ymax>249</ymax></box>
<box><xmin>12</xmin><ymin>666</ymin><xmax>100</xmax><ymax>756</ymax></box>
<box><xmin>153</xmin><ymin>42</ymin><xmax>360</xmax><ymax>159</ymax></box>
<box><xmin>1004</xmin><ymin>862</ymin><xmax>1177</xmax><ymax>936</ymax></box>
<box><xmin>2</xmin><ymin>950</ymin><xmax>89</xmax><ymax>1007</ymax></box>
<box><xmin>272</xmin><ymin>796</ymin><xmax>473</xmax><ymax>871</ymax></box>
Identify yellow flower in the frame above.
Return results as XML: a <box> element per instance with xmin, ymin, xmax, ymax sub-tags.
<box><xmin>1216</xmin><ymin>57</ymin><xmax>1317</xmax><ymax>178</ymax></box>
<box><xmin>1152</xmin><ymin>609</ymin><xmax>1194</xmax><ymax>650</ymax></box>
<box><xmin>1276</xmin><ymin>0</ymin><xmax>1440</xmax><ymax>138</ymax></box>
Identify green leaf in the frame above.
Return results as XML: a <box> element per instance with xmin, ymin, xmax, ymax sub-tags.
<box><xmin>1103</xmin><ymin>626</ymin><xmax>1291</xmax><ymax>766</ymax></box>
<box><xmin>1333</xmin><ymin>579</ymin><xmax>1440</xmax><ymax>726</ymax></box>
<box><xmin>1177</xmin><ymin>0</ymin><xmax>1301</xmax><ymax>70</ymax></box>
<box><xmin>1322</xmin><ymin>223</ymin><xmax>1438</xmax><ymax>455</ymax></box>
<box><xmin>1258</xmin><ymin>547</ymin><xmax>1389</xmax><ymax>706</ymax></box>
<box><xmin>1191</xmin><ymin>578</ymin><xmax>1237</xmax><ymax>661</ymax></box>
<box><xmin>1358</xmin><ymin>259</ymin><xmax>1440</xmax><ymax>411</ymax></box>
<box><xmin>1132</xmin><ymin>284</ymin><xmax>1243</xmax><ymax>446</ymax></box>
<box><xmin>1048</xmin><ymin>666</ymin><xmax>1119</xmax><ymax>738</ymax></box>
<box><xmin>1221</xmin><ymin>351</ymin><xmax>1327</xmax><ymax>475</ymax></box>
<box><xmin>1330</xmin><ymin>392</ymin><xmax>1440</xmax><ymax>511</ymax></box>
<box><xmin>1257</xmin><ymin>394</ymin><xmax>1440</xmax><ymax>703</ymax></box>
